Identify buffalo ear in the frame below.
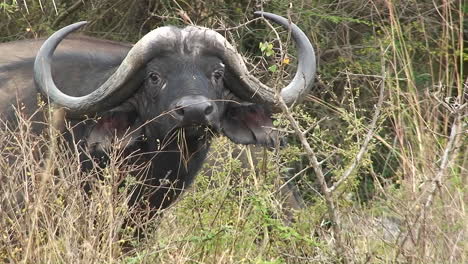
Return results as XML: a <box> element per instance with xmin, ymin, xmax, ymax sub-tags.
<box><xmin>86</xmin><ymin>109</ymin><xmax>143</xmax><ymax>157</ymax></box>
<box><xmin>220</xmin><ymin>103</ymin><xmax>278</xmax><ymax>147</ymax></box>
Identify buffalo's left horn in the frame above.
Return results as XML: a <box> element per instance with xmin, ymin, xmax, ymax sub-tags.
<box><xmin>197</xmin><ymin>11</ymin><xmax>316</xmax><ymax>107</ymax></box>
<box><xmin>251</xmin><ymin>11</ymin><xmax>316</xmax><ymax>106</ymax></box>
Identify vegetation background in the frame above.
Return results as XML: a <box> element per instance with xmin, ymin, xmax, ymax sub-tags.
<box><xmin>0</xmin><ymin>0</ymin><xmax>466</xmax><ymax>263</ymax></box>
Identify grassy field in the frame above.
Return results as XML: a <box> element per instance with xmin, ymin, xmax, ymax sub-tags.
<box><xmin>0</xmin><ymin>0</ymin><xmax>466</xmax><ymax>263</ymax></box>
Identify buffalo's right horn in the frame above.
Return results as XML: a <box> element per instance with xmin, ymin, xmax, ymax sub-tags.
<box><xmin>34</xmin><ymin>23</ymin><xmax>180</xmax><ymax>116</ymax></box>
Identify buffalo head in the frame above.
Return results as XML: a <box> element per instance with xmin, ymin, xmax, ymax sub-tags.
<box><xmin>34</xmin><ymin>12</ymin><xmax>315</xmax><ymax>150</ymax></box>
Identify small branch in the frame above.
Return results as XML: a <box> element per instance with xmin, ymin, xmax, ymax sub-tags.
<box><xmin>214</xmin><ymin>17</ymin><xmax>262</xmax><ymax>32</ymax></box>
<box><xmin>274</xmin><ymin>166</ymin><xmax>310</xmax><ymax>195</ymax></box>
<box><xmin>422</xmin><ymin>110</ymin><xmax>465</xmax><ymax>209</ymax></box>
<box><xmin>276</xmin><ymin>94</ymin><xmax>347</xmax><ymax>263</ymax></box>
<box><xmin>52</xmin><ymin>0</ymin><xmax>84</xmax><ymax>28</ymax></box>
<box><xmin>395</xmin><ymin>80</ymin><xmax>467</xmax><ymax>260</ymax></box>
<box><xmin>302</xmin><ymin>116</ymin><xmax>329</xmax><ymax>136</ymax></box>
<box><xmin>268</xmin><ymin>9</ymin><xmax>356</xmax><ymax>263</ymax></box>
<box><xmin>328</xmin><ymin>66</ymin><xmax>386</xmax><ymax>193</ymax></box>
<box><xmin>416</xmin><ymin>94</ymin><xmax>466</xmax><ymax>253</ymax></box>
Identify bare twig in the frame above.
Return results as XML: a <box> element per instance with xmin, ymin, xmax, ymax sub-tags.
<box><xmin>328</xmin><ymin>60</ymin><xmax>386</xmax><ymax>193</ymax></box>
<box><xmin>395</xmin><ymin>81</ymin><xmax>467</xmax><ymax>260</ymax></box>
<box><xmin>52</xmin><ymin>0</ymin><xmax>84</xmax><ymax>28</ymax></box>
<box><xmin>275</xmin><ymin>44</ymin><xmax>386</xmax><ymax>263</ymax></box>
<box><xmin>265</xmin><ymin>9</ymin><xmax>387</xmax><ymax>262</ymax></box>
<box><xmin>276</xmin><ymin>93</ymin><xmax>348</xmax><ymax>262</ymax></box>
<box><xmin>416</xmin><ymin>92</ymin><xmax>467</xmax><ymax>257</ymax></box>
<box><xmin>274</xmin><ymin>166</ymin><xmax>310</xmax><ymax>195</ymax></box>
<box><xmin>214</xmin><ymin>17</ymin><xmax>262</xmax><ymax>32</ymax></box>
<box><xmin>421</xmin><ymin>110</ymin><xmax>465</xmax><ymax>210</ymax></box>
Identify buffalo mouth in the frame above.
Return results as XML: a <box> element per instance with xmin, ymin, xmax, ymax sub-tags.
<box><xmin>170</xmin><ymin>123</ymin><xmax>218</xmax><ymax>141</ymax></box>
<box><xmin>182</xmin><ymin>123</ymin><xmax>218</xmax><ymax>136</ymax></box>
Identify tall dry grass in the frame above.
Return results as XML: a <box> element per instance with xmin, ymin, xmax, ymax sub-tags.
<box><xmin>0</xmin><ymin>0</ymin><xmax>466</xmax><ymax>263</ymax></box>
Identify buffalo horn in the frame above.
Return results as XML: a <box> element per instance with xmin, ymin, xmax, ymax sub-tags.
<box><xmin>34</xmin><ymin>23</ymin><xmax>183</xmax><ymax>115</ymax></box>
<box><xmin>197</xmin><ymin>11</ymin><xmax>316</xmax><ymax>107</ymax></box>
<box><xmin>34</xmin><ymin>12</ymin><xmax>315</xmax><ymax>115</ymax></box>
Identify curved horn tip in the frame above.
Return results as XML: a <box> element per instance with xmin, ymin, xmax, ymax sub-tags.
<box><xmin>253</xmin><ymin>11</ymin><xmax>293</xmax><ymax>27</ymax></box>
<box><xmin>47</xmin><ymin>21</ymin><xmax>88</xmax><ymax>38</ymax></box>
<box><xmin>253</xmin><ymin>11</ymin><xmax>279</xmax><ymax>19</ymax></box>
<box><xmin>252</xmin><ymin>10</ymin><xmax>316</xmax><ymax>106</ymax></box>
<box><xmin>65</xmin><ymin>21</ymin><xmax>88</xmax><ymax>30</ymax></box>
<box><xmin>253</xmin><ymin>11</ymin><xmax>264</xmax><ymax>16</ymax></box>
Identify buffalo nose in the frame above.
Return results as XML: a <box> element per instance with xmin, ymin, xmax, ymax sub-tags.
<box><xmin>172</xmin><ymin>96</ymin><xmax>217</xmax><ymax>124</ymax></box>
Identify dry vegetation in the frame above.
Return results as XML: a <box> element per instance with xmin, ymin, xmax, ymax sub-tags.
<box><xmin>0</xmin><ymin>0</ymin><xmax>466</xmax><ymax>263</ymax></box>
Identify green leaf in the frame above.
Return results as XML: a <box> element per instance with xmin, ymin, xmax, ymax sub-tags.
<box><xmin>259</xmin><ymin>42</ymin><xmax>275</xmax><ymax>57</ymax></box>
<box><xmin>268</xmin><ymin>65</ymin><xmax>278</xmax><ymax>72</ymax></box>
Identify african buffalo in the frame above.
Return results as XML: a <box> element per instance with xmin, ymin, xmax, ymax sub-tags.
<box><xmin>0</xmin><ymin>12</ymin><xmax>315</xmax><ymax>216</ymax></box>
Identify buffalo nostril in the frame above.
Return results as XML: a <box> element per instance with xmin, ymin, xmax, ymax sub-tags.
<box><xmin>204</xmin><ymin>104</ymin><xmax>213</xmax><ymax>115</ymax></box>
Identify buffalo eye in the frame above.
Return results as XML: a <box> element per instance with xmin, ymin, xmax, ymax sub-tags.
<box><xmin>147</xmin><ymin>72</ymin><xmax>164</xmax><ymax>98</ymax></box>
<box><xmin>148</xmin><ymin>72</ymin><xmax>161</xmax><ymax>84</ymax></box>
<box><xmin>212</xmin><ymin>70</ymin><xmax>224</xmax><ymax>82</ymax></box>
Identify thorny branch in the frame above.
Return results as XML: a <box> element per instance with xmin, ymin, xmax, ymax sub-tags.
<box><xmin>395</xmin><ymin>79</ymin><xmax>467</xmax><ymax>260</ymax></box>
<box><xmin>276</xmin><ymin>93</ymin><xmax>349</xmax><ymax>263</ymax></box>
<box><xmin>52</xmin><ymin>0</ymin><xmax>85</xmax><ymax>28</ymax></box>
<box><xmin>269</xmin><ymin>15</ymin><xmax>387</xmax><ymax>261</ymax></box>
<box><xmin>328</xmin><ymin>59</ymin><xmax>387</xmax><ymax>193</ymax></box>
<box><xmin>214</xmin><ymin>17</ymin><xmax>262</xmax><ymax>32</ymax></box>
